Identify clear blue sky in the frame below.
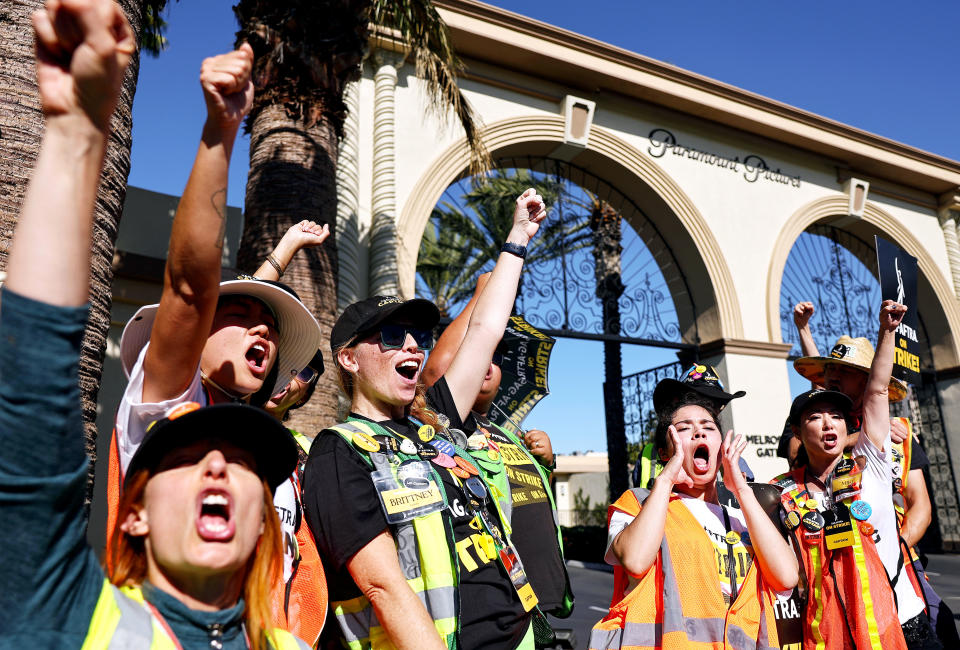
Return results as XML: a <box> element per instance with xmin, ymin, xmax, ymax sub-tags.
<box><xmin>127</xmin><ymin>0</ymin><xmax>960</xmax><ymax>453</ymax></box>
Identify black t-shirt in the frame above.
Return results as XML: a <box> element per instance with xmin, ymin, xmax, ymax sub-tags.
<box><xmin>429</xmin><ymin>378</ymin><xmax>568</xmax><ymax>613</ymax></box>
<box><xmin>302</xmin><ymin>388</ymin><xmax>529</xmax><ymax>650</ymax></box>
<box><xmin>909</xmin><ymin>437</ymin><xmax>929</xmax><ymax>471</ymax></box>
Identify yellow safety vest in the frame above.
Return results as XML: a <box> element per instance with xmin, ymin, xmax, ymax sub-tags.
<box><xmin>326</xmin><ymin>421</ymin><xmax>458</xmax><ymax>650</ymax></box>
<box><xmin>81</xmin><ymin>579</ymin><xmax>308</xmax><ymax>649</ymax></box>
<box><xmin>636</xmin><ymin>443</ymin><xmax>661</xmax><ymax>489</ymax></box>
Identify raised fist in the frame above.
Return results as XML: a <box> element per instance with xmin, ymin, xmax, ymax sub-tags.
<box><xmin>879</xmin><ymin>300</ymin><xmax>907</xmax><ymax>332</ymax></box>
<box><xmin>32</xmin><ymin>0</ymin><xmax>135</xmax><ymax>131</ymax></box>
<box><xmin>793</xmin><ymin>302</ymin><xmax>815</xmax><ymax>329</ymax></box>
<box><xmin>511</xmin><ymin>188</ymin><xmax>547</xmax><ymax>243</ymax></box>
<box><xmin>200</xmin><ymin>43</ymin><xmax>254</xmax><ymax>131</ymax></box>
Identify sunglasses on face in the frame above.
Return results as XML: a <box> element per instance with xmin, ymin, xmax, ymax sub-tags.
<box><xmin>378</xmin><ymin>324</ymin><xmax>434</xmax><ymax>351</ymax></box>
<box><xmin>295</xmin><ymin>365</ymin><xmax>320</xmax><ymax>384</ymax></box>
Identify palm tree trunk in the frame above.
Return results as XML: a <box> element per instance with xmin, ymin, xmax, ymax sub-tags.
<box><xmin>237</xmin><ymin>104</ymin><xmax>340</xmax><ymax>430</ymax></box>
<box><xmin>0</xmin><ymin>0</ymin><xmax>145</xmax><ymax>506</ymax></box>
<box><xmin>591</xmin><ymin>201</ymin><xmax>627</xmax><ymax>502</ymax></box>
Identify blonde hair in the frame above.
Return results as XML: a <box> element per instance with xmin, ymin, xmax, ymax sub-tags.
<box><xmin>108</xmin><ymin>470</ymin><xmax>282</xmax><ymax>650</ymax></box>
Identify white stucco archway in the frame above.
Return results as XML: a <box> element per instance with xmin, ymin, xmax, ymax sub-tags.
<box><xmin>766</xmin><ymin>195</ymin><xmax>960</xmax><ymax>370</ymax></box>
<box><xmin>396</xmin><ymin>115</ymin><xmax>744</xmax><ymax>343</ymax></box>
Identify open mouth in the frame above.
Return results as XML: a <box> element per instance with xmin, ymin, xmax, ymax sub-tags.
<box><xmin>395</xmin><ymin>359</ymin><xmax>420</xmax><ymax>382</ymax></box>
<box><xmin>245</xmin><ymin>341</ymin><xmax>268</xmax><ymax>374</ymax></box>
<box><xmin>823</xmin><ymin>432</ymin><xmax>838</xmax><ymax>450</ymax></box>
<box><xmin>692</xmin><ymin>444</ymin><xmax>711</xmax><ymax>473</ymax></box>
<box><xmin>196</xmin><ymin>489</ymin><xmax>235</xmax><ymax>541</ymax></box>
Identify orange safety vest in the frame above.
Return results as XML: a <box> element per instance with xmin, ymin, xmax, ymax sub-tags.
<box><xmin>771</xmin><ymin>469</ymin><xmax>906</xmax><ymax>650</ymax></box>
<box><xmin>591</xmin><ymin>488</ymin><xmax>779</xmax><ymax>650</ymax></box>
<box><xmin>105</xmin><ymin>425</ymin><xmax>328</xmax><ymax>644</ymax></box>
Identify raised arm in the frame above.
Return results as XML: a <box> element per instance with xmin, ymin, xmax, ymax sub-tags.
<box><xmin>0</xmin><ymin>0</ymin><xmax>132</xmax><ymax>632</ymax></box>
<box><xmin>253</xmin><ymin>219</ymin><xmax>329</xmax><ymax>281</ymax></box>
<box><xmin>609</xmin><ymin>426</ymin><xmax>692</xmax><ymax>576</ymax></box>
<box><xmin>421</xmin><ymin>273</ymin><xmax>490</xmax><ymax>388</ymax></box>
<box><xmin>861</xmin><ymin>300</ymin><xmax>906</xmax><ymax>450</ymax></box>
<box><xmin>141</xmin><ymin>46</ymin><xmax>254</xmax><ymax>403</ymax></box>
<box><xmin>720</xmin><ymin>432</ymin><xmax>798</xmax><ymax>591</ymax></box>
<box><xmin>442</xmin><ymin>189</ymin><xmax>546</xmax><ymax>421</ymax></box>
<box><xmin>5</xmin><ymin>0</ymin><xmax>133</xmax><ymax>305</ymax></box>
<box><xmin>793</xmin><ymin>302</ymin><xmax>820</xmax><ymax>360</ymax></box>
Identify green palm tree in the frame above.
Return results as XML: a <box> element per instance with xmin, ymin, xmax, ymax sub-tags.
<box><xmin>233</xmin><ymin>0</ymin><xmax>489</xmax><ymax>429</ymax></box>
<box><xmin>415</xmin><ymin>217</ymin><xmax>478</xmax><ymax>318</ymax></box>
<box><xmin>416</xmin><ymin>168</ymin><xmax>590</xmax><ymax>315</ymax></box>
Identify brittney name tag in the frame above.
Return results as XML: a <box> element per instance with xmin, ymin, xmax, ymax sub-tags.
<box><xmin>372</xmin><ymin>468</ymin><xmax>445</xmax><ymax>523</ymax></box>
<box><xmin>382</xmin><ymin>484</ymin><xmax>443</xmax><ymax>513</ymax></box>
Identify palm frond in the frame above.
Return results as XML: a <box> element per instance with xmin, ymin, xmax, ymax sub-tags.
<box><xmin>372</xmin><ymin>0</ymin><xmax>490</xmax><ymax>175</ymax></box>
<box><xmin>141</xmin><ymin>1</ymin><xmax>172</xmax><ymax>57</ymax></box>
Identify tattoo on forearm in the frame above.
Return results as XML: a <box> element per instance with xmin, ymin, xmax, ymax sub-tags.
<box><xmin>211</xmin><ymin>188</ymin><xmax>227</xmax><ymax>249</ymax></box>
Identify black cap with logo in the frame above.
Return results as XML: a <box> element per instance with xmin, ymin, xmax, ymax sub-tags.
<box><xmin>788</xmin><ymin>389</ymin><xmax>854</xmax><ymax>426</ymax></box>
<box><xmin>125</xmin><ymin>403</ymin><xmax>297</xmax><ymax>491</ymax></box>
<box><xmin>331</xmin><ymin>296</ymin><xmax>440</xmax><ymax>350</ymax></box>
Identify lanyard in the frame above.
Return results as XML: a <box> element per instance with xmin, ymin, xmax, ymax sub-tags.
<box><xmin>721</xmin><ymin>506</ymin><xmax>739</xmax><ymax>605</ymax></box>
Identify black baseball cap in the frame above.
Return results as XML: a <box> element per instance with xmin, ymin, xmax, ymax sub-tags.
<box><xmin>331</xmin><ymin>296</ymin><xmax>440</xmax><ymax>350</ymax></box>
<box><xmin>788</xmin><ymin>389</ymin><xmax>853</xmax><ymax>426</ymax></box>
<box><xmin>653</xmin><ymin>364</ymin><xmax>746</xmax><ymax>412</ymax></box>
<box><xmin>125</xmin><ymin>403</ymin><xmax>297</xmax><ymax>491</ymax></box>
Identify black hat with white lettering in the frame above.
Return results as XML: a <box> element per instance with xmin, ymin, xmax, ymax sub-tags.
<box><xmin>331</xmin><ymin>296</ymin><xmax>440</xmax><ymax>350</ymax></box>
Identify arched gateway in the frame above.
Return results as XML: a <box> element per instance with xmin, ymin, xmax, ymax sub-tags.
<box><xmin>331</xmin><ymin>2</ymin><xmax>960</xmax><ymax>548</ymax></box>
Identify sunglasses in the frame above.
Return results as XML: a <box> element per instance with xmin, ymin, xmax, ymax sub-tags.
<box><xmin>378</xmin><ymin>324</ymin><xmax>434</xmax><ymax>351</ymax></box>
<box><xmin>295</xmin><ymin>365</ymin><xmax>320</xmax><ymax>384</ymax></box>
<box><xmin>491</xmin><ymin>350</ymin><xmax>504</xmax><ymax>366</ymax></box>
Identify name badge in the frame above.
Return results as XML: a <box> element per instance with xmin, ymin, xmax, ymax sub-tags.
<box><xmin>831</xmin><ymin>473</ymin><xmax>861</xmax><ymax>502</ymax></box>
<box><xmin>371</xmin><ymin>467</ymin><xmax>445</xmax><ymax>523</ymax></box>
<box><xmin>824</xmin><ymin>516</ymin><xmax>856</xmax><ymax>550</ymax></box>
<box><xmin>499</xmin><ymin>545</ymin><xmax>539</xmax><ymax>612</ymax></box>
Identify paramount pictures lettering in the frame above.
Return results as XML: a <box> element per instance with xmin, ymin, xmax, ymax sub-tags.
<box><xmin>647</xmin><ymin>128</ymin><xmax>801</xmax><ymax>188</ymax></box>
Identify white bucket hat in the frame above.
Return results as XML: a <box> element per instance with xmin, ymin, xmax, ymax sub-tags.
<box><xmin>120</xmin><ymin>278</ymin><xmax>322</xmax><ymax>396</ymax></box>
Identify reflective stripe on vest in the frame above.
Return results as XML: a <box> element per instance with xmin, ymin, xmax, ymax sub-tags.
<box><xmin>773</xmin><ymin>469</ymin><xmax>906</xmax><ymax>650</ymax></box>
<box><xmin>326</xmin><ymin>421</ymin><xmax>458</xmax><ymax>649</ymax></box>
<box><xmin>637</xmin><ymin>444</ymin><xmax>659</xmax><ymax>490</ymax></box>
<box><xmin>590</xmin><ymin>488</ymin><xmax>778</xmax><ymax>650</ymax></box>
<box><xmin>484</xmin><ymin>419</ymin><xmax>575</xmax><ymax>618</ymax></box>
<box><xmin>81</xmin><ymin>580</ymin><xmax>309</xmax><ymax>649</ymax></box>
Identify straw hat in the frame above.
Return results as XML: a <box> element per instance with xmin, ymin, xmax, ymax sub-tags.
<box><xmin>794</xmin><ymin>335</ymin><xmax>908</xmax><ymax>402</ymax></box>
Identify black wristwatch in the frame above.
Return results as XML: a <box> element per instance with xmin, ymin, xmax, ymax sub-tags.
<box><xmin>501</xmin><ymin>242</ymin><xmax>527</xmax><ymax>259</ymax></box>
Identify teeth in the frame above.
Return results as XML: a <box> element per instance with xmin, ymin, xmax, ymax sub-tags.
<box><xmin>252</xmin><ymin>343</ymin><xmax>265</xmax><ymax>354</ymax></box>
<box><xmin>205</xmin><ymin>520</ymin><xmax>227</xmax><ymax>532</ymax></box>
<box><xmin>398</xmin><ymin>360</ymin><xmax>418</xmax><ymax>369</ymax></box>
<box><xmin>202</xmin><ymin>494</ymin><xmax>228</xmax><ymax>506</ymax></box>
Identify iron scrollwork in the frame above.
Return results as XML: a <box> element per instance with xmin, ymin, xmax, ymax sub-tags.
<box><xmin>780</xmin><ymin>226</ymin><xmax>880</xmax><ymax>358</ymax></box>
<box><xmin>621</xmin><ymin>361</ymin><xmax>685</xmax><ymax>444</ymax></box>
